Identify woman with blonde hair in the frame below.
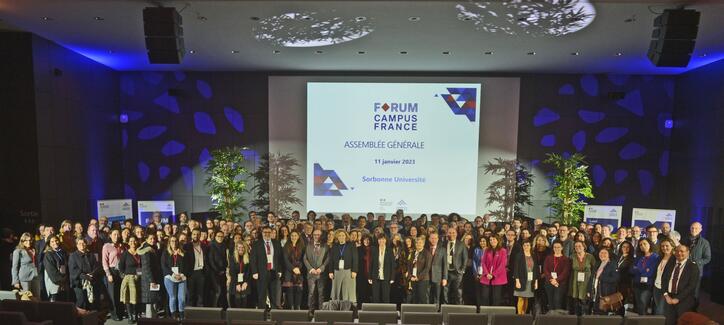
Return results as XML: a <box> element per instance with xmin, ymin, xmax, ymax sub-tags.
<box><xmin>161</xmin><ymin>236</ymin><xmax>187</xmax><ymax>320</ymax></box>
<box><xmin>329</xmin><ymin>229</ymin><xmax>358</xmax><ymax>302</ymax></box>
<box><xmin>229</xmin><ymin>240</ymin><xmax>251</xmax><ymax>308</ymax></box>
<box><xmin>60</xmin><ymin>220</ymin><xmax>76</xmax><ymax>252</ymax></box>
<box><xmin>12</xmin><ymin>232</ymin><xmax>40</xmax><ymax>297</ymax></box>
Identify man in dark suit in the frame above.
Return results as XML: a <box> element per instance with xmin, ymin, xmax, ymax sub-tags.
<box><xmin>428</xmin><ymin>233</ymin><xmax>447</xmax><ymax>305</ymax></box>
<box><xmin>662</xmin><ymin>245</ymin><xmax>700</xmax><ymax>325</ymax></box>
<box><xmin>251</xmin><ymin>226</ymin><xmax>283</xmax><ymax>309</ymax></box>
<box><xmin>444</xmin><ymin>227</ymin><xmax>467</xmax><ymax>305</ymax></box>
<box><xmin>184</xmin><ymin>228</ymin><xmax>209</xmax><ymax>307</ymax></box>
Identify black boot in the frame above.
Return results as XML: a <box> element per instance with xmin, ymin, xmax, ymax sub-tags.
<box><xmin>127</xmin><ymin>304</ymin><xmax>136</xmax><ymax>324</ymax></box>
<box><xmin>179</xmin><ymin>312</ymin><xmax>185</xmax><ymax>321</ymax></box>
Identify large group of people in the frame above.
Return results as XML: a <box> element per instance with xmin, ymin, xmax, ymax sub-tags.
<box><xmin>0</xmin><ymin>210</ymin><xmax>712</xmax><ymax>325</ymax></box>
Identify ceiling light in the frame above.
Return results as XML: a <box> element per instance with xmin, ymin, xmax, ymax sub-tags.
<box><xmin>700</xmin><ymin>53</ymin><xmax>707</xmax><ymax>57</ymax></box>
<box><xmin>400</xmin><ymin>51</ymin><xmax>408</xmax><ymax>54</ymax></box>
<box><xmin>527</xmin><ymin>51</ymin><xmax>536</xmax><ymax>55</ymax></box>
<box><xmin>408</xmin><ymin>17</ymin><xmax>421</xmax><ymax>22</ymax></box>
<box><xmin>463</xmin><ymin>17</ymin><xmax>473</xmax><ymax>21</ymax></box>
<box><xmin>315</xmin><ymin>50</ymin><xmax>324</xmax><ymax>54</ymax></box>
<box><xmin>484</xmin><ymin>51</ymin><xmax>494</xmax><ymax>55</ymax></box>
<box><xmin>272</xmin><ymin>50</ymin><xmax>281</xmax><ymax>54</ymax></box>
<box><xmin>571</xmin><ymin>51</ymin><xmax>580</xmax><ymax>56</ymax></box>
<box><xmin>615</xmin><ymin>52</ymin><xmax>622</xmax><ymax>56</ymax></box>
<box><xmin>442</xmin><ymin>51</ymin><xmax>451</xmax><ymax>55</ymax></box>
<box><xmin>231</xmin><ymin>50</ymin><xmax>239</xmax><ymax>54</ymax></box>
<box><xmin>94</xmin><ymin>16</ymin><xmax>104</xmax><ymax>21</ymax></box>
<box><xmin>250</xmin><ymin>16</ymin><xmax>260</xmax><ymax>21</ymax></box>
<box><xmin>358</xmin><ymin>51</ymin><xmax>366</xmax><ymax>54</ymax></box>
<box><xmin>355</xmin><ymin>16</ymin><xmax>367</xmax><ymax>22</ymax></box>
<box><xmin>41</xmin><ymin>16</ymin><xmax>52</xmax><ymax>21</ymax></box>
<box><xmin>108</xmin><ymin>50</ymin><xmax>114</xmax><ymax>54</ymax></box>
<box><xmin>188</xmin><ymin>50</ymin><xmax>195</xmax><ymax>54</ymax></box>
<box><xmin>300</xmin><ymin>16</ymin><xmax>313</xmax><ymax>21</ymax></box>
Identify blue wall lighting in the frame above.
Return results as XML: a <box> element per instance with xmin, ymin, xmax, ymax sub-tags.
<box><xmin>664</xmin><ymin>119</ymin><xmax>674</xmax><ymax>129</ymax></box>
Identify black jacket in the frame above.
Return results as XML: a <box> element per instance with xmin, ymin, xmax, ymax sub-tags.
<box><xmin>118</xmin><ymin>250</ymin><xmax>141</xmax><ymax>276</ymax></box>
<box><xmin>68</xmin><ymin>250</ymin><xmax>102</xmax><ymax>288</ymax></box>
<box><xmin>228</xmin><ymin>250</ymin><xmax>251</xmax><ymax>285</ymax></box>
<box><xmin>160</xmin><ymin>250</ymin><xmax>187</xmax><ymax>277</ymax></box>
<box><xmin>512</xmin><ymin>252</ymin><xmax>540</xmax><ymax>292</ymax></box>
<box><xmin>590</xmin><ymin>260</ymin><xmax>620</xmax><ymax>301</ymax></box>
<box><xmin>208</xmin><ymin>241</ymin><xmax>229</xmax><ymax>275</ymax></box>
<box><xmin>370</xmin><ymin>245</ymin><xmax>395</xmax><ymax>281</ymax></box>
<box><xmin>328</xmin><ymin>242</ymin><xmax>358</xmax><ymax>274</ymax></box>
<box><xmin>661</xmin><ymin>259</ymin><xmax>699</xmax><ymax>301</ymax></box>
<box><xmin>250</xmin><ymin>239</ymin><xmax>284</xmax><ymax>278</ymax></box>
<box><xmin>183</xmin><ymin>242</ymin><xmax>210</xmax><ymax>273</ymax></box>
<box><xmin>138</xmin><ymin>243</ymin><xmax>162</xmax><ymax>304</ymax></box>
<box><xmin>42</xmin><ymin>249</ymin><xmax>68</xmax><ymax>285</ymax></box>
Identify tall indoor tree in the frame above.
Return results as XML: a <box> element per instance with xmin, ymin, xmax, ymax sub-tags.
<box><xmin>482</xmin><ymin>158</ymin><xmax>534</xmax><ymax>222</ymax></box>
<box><xmin>544</xmin><ymin>153</ymin><xmax>594</xmax><ymax>225</ymax></box>
<box><xmin>204</xmin><ymin>147</ymin><xmax>248</xmax><ymax>221</ymax></box>
<box><xmin>251</xmin><ymin>153</ymin><xmax>303</xmax><ymax>217</ymax></box>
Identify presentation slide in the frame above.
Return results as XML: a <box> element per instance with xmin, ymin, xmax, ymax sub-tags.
<box><xmin>307</xmin><ymin>82</ymin><xmax>481</xmax><ymax>215</ymax></box>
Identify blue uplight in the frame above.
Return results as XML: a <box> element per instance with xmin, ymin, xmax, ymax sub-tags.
<box><xmin>664</xmin><ymin>119</ymin><xmax>673</xmax><ymax>129</ymax></box>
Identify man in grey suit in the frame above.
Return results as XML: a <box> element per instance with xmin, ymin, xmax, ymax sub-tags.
<box><xmin>304</xmin><ymin>229</ymin><xmax>328</xmax><ymax>311</ymax></box>
<box><xmin>444</xmin><ymin>227</ymin><xmax>467</xmax><ymax>305</ymax></box>
<box><xmin>428</xmin><ymin>233</ymin><xmax>447</xmax><ymax>305</ymax></box>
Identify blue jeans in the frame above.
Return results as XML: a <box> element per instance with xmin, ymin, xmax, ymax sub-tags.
<box><xmin>164</xmin><ymin>277</ymin><xmax>187</xmax><ymax>313</ymax></box>
<box><xmin>633</xmin><ymin>286</ymin><xmax>653</xmax><ymax>315</ymax></box>
<box><xmin>653</xmin><ymin>287</ymin><xmax>665</xmax><ymax>315</ymax></box>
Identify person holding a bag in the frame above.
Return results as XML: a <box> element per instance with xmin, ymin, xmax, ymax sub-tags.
<box><xmin>591</xmin><ymin>248</ymin><xmax>621</xmax><ymax>314</ymax></box>
<box><xmin>43</xmin><ymin>235</ymin><xmax>69</xmax><ymax>302</ymax></box>
<box><xmin>12</xmin><ymin>233</ymin><xmax>40</xmax><ymax>298</ymax></box>
<box><xmin>119</xmin><ymin>237</ymin><xmax>141</xmax><ymax>324</ymax></box>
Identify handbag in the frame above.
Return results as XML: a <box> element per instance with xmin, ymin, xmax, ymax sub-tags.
<box><xmin>598</xmin><ymin>292</ymin><xmax>624</xmax><ymax>312</ymax></box>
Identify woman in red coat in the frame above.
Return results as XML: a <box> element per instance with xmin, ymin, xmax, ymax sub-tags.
<box><xmin>543</xmin><ymin>241</ymin><xmax>571</xmax><ymax>311</ymax></box>
<box><xmin>480</xmin><ymin>234</ymin><xmax>508</xmax><ymax>306</ymax></box>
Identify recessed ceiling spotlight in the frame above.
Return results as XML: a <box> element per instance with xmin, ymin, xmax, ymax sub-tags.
<box><xmin>442</xmin><ymin>51</ymin><xmax>451</xmax><ymax>55</ymax></box>
<box><xmin>358</xmin><ymin>51</ymin><xmax>366</xmax><ymax>54</ymax></box>
<box><xmin>41</xmin><ymin>16</ymin><xmax>52</xmax><ymax>21</ymax></box>
<box><xmin>615</xmin><ymin>52</ymin><xmax>623</xmax><ymax>56</ymax></box>
<box><xmin>250</xmin><ymin>16</ymin><xmax>260</xmax><ymax>21</ymax></box>
<box><xmin>108</xmin><ymin>50</ymin><xmax>114</xmax><ymax>54</ymax></box>
<box><xmin>700</xmin><ymin>53</ymin><xmax>707</xmax><ymax>57</ymax></box>
<box><xmin>272</xmin><ymin>50</ymin><xmax>281</xmax><ymax>54</ymax></box>
<box><xmin>231</xmin><ymin>50</ymin><xmax>240</xmax><ymax>54</ymax></box>
<box><xmin>463</xmin><ymin>17</ymin><xmax>473</xmax><ymax>21</ymax></box>
<box><xmin>400</xmin><ymin>51</ymin><xmax>408</xmax><ymax>54</ymax></box>
<box><xmin>408</xmin><ymin>17</ymin><xmax>421</xmax><ymax>22</ymax></box>
<box><xmin>571</xmin><ymin>51</ymin><xmax>580</xmax><ymax>56</ymax></box>
<box><xmin>188</xmin><ymin>50</ymin><xmax>195</xmax><ymax>54</ymax></box>
<box><xmin>484</xmin><ymin>51</ymin><xmax>494</xmax><ymax>55</ymax></box>
<box><xmin>527</xmin><ymin>51</ymin><xmax>536</xmax><ymax>55</ymax></box>
<box><xmin>94</xmin><ymin>16</ymin><xmax>104</xmax><ymax>21</ymax></box>
<box><xmin>300</xmin><ymin>16</ymin><xmax>313</xmax><ymax>21</ymax></box>
<box><xmin>315</xmin><ymin>50</ymin><xmax>324</xmax><ymax>54</ymax></box>
<box><xmin>355</xmin><ymin>16</ymin><xmax>367</xmax><ymax>22</ymax></box>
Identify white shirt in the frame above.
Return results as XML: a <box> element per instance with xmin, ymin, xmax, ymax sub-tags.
<box><xmin>378</xmin><ymin>247</ymin><xmax>385</xmax><ymax>280</ymax></box>
<box><xmin>193</xmin><ymin>242</ymin><xmax>204</xmax><ymax>270</ymax></box>
<box><xmin>655</xmin><ymin>256</ymin><xmax>670</xmax><ymax>288</ymax></box>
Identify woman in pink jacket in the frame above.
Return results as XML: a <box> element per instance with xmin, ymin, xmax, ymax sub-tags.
<box><xmin>480</xmin><ymin>234</ymin><xmax>508</xmax><ymax>306</ymax></box>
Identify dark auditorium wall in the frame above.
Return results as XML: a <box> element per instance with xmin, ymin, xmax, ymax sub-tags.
<box><xmin>0</xmin><ymin>32</ymin><xmax>42</xmax><ymax>233</ymax></box>
<box><xmin>117</xmin><ymin>71</ymin><xmax>268</xmax><ymax>216</ymax></box>
<box><xmin>669</xmin><ymin>59</ymin><xmax>724</xmax><ymax>302</ymax></box>
<box><xmin>517</xmin><ymin>74</ymin><xmax>675</xmax><ymax>224</ymax></box>
<box><xmin>31</xmin><ymin>35</ymin><xmax>124</xmax><ymax>227</ymax></box>
<box><xmin>0</xmin><ymin>32</ymin><xmax>123</xmax><ymax>229</ymax></box>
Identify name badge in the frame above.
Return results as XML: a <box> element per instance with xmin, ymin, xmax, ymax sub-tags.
<box><xmin>577</xmin><ymin>272</ymin><xmax>585</xmax><ymax>282</ymax></box>
<box><xmin>59</xmin><ymin>265</ymin><xmax>66</xmax><ymax>274</ymax></box>
<box><xmin>136</xmin><ymin>269</ymin><xmax>143</xmax><ymax>276</ymax></box>
<box><xmin>551</xmin><ymin>272</ymin><xmax>558</xmax><ymax>279</ymax></box>
<box><xmin>478</xmin><ymin>267</ymin><xmax>483</xmax><ymax>275</ymax></box>
<box><xmin>527</xmin><ymin>272</ymin><xmax>533</xmax><ymax>281</ymax></box>
<box><xmin>171</xmin><ymin>267</ymin><xmax>179</xmax><ymax>274</ymax></box>
<box><xmin>338</xmin><ymin>260</ymin><xmax>345</xmax><ymax>270</ymax></box>
<box><xmin>640</xmin><ymin>277</ymin><xmax>648</xmax><ymax>283</ymax></box>
<box><xmin>412</xmin><ymin>267</ymin><xmax>418</xmax><ymax>277</ymax></box>
<box><xmin>447</xmin><ymin>256</ymin><xmax>453</xmax><ymax>265</ymax></box>
<box><xmin>150</xmin><ymin>283</ymin><xmax>160</xmax><ymax>291</ymax></box>
<box><xmin>237</xmin><ymin>273</ymin><xmax>244</xmax><ymax>283</ymax></box>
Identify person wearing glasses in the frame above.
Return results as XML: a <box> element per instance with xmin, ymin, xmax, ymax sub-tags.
<box><xmin>251</xmin><ymin>226</ymin><xmax>284</xmax><ymax>309</ymax></box>
<box><xmin>12</xmin><ymin>232</ymin><xmax>40</xmax><ymax>297</ymax></box>
<box><xmin>69</xmin><ymin>237</ymin><xmax>103</xmax><ymax>310</ymax></box>
<box><xmin>645</xmin><ymin>226</ymin><xmax>661</xmax><ymax>255</ymax></box>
